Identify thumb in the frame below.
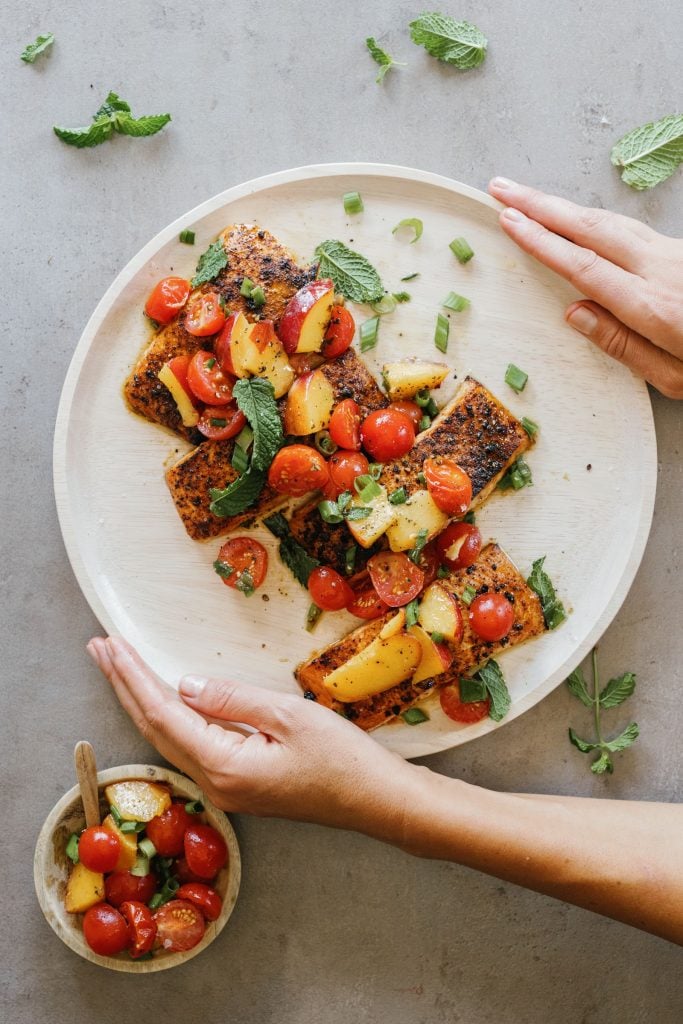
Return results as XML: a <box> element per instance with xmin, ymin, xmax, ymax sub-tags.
<box><xmin>566</xmin><ymin>301</ymin><xmax>683</xmax><ymax>398</ymax></box>
<box><xmin>179</xmin><ymin>674</ymin><xmax>295</xmax><ymax>736</ymax></box>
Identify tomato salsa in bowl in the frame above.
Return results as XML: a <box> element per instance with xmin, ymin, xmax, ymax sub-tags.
<box><xmin>34</xmin><ymin>764</ymin><xmax>240</xmax><ymax>972</ymax></box>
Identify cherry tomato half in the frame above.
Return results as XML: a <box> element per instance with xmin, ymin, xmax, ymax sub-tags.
<box><xmin>423</xmin><ymin>458</ymin><xmax>473</xmax><ymax>517</ymax></box>
<box><xmin>289</xmin><ymin>352</ymin><xmax>325</xmax><ymax>377</ymax></box>
<box><xmin>187</xmin><ymin>350</ymin><xmax>235</xmax><ymax>406</ymax></box>
<box><xmin>175</xmin><ymin>883</ymin><xmax>223</xmax><ymax>923</ymax></box>
<box><xmin>145</xmin><ymin>277</ymin><xmax>190</xmax><ymax>325</ymax></box>
<box><xmin>184</xmin><ymin>291</ymin><xmax>226</xmax><ymax>337</ymax></box>
<box><xmin>329</xmin><ymin>399</ymin><xmax>361</xmax><ymax>451</ymax></box>
<box><xmin>367</xmin><ymin>552</ymin><xmax>425</xmax><ymax>608</ymax></box>
<box><xmin>361</xmin><ymin>409</ymin><xmax>415</xmax><ymax>462</ymax></box>
<box><xmin>77</xmin><ymin>826</ymin><xmax>121</xmax><ymax>873</ymax></box>
<box><xmin>267</xmin><ymin>445</ymin><xmax>329</xmax><ymax>497</ymax></box>
<box><xmin>322</xmin><ymin>449</ymin><xmax>369</xmax><ymax>500</ymax></box>
<box><xmin>387</xmin><ymin>400</ymin><xmax>423</xmax><ymax>433</ymax></box>
<box><xmin>213</xmin><ymin>314</ymin><xmax>238</xmax><ymax>375</ymax></box>
<box><xmin>145</xmin><ymin>802</ymin><xmax>196</xmax><ymax>858</ymax></box>
<box><xmin>105</xmin><ymin>870</ymin><xmax>157</xmax><ymax>908</ymax></box>
<box><xmin>346</xmin><ymin>586</ymin><xmax>390</xmax><ymax>620</ymax></box>
<box><xmin>153</xmin><ymin>900</ymin><xmax>206</xmax><ymax>952</ymax></box>
<box><xmin>440</xmin><ymin>681</ymin><xmax>491</xmax><ymax>724</ymax></box>
<box><xmin>469</xmin><ymin>593</ymin><xmax>515</xmax><ymax>642</ymax></box>
<box><xmin>120</xmin><ymin>901</ymin><xmax>157</xmax><ymax>959</ymax></box>
<box><xmin>415</xmin><ymin>541</ymin><xmax>440</xmax><ymax>588</ymax></box>
<box><xmin>167</xmin><ymin>354</ymin><xmax>196</xmax><ymax>402</ymax></box>
<box><xmin>197</xmin><ymin>404</ymin><xmax>247</xmax><ymax>441</ymax></box>
<box><xmin>322</xmin><ymin>305</ymin><xmax>355</xmax><ymax>359</ymax></box>
<box><xmin>184</xmin><ymin>825</ymin><xmax>228</xmax><ymax>880</ymax></box>
<box><xmin>308</xmin><ymin>566</ymin><xmax>354</xmax><ymax>611</ymax></box>
<box><xmin>215</xmin><ymin>537</ymin><xmax>268</xmax><ymax>593</ymax></box>
<box><xmin>435</xmin><ymin>523</ymin><xmax>482</xmax><ymax>571</ymax></box>
<box><xmin>83</xmin><ymin>903</ymin><xmax>130</xmax><ymax>956</ymax></box>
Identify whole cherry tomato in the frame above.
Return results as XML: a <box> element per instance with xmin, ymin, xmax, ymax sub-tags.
<box><xmin>308</xmin><ymin>566</ymin><xmax>354</xmax><ymax>611</ymax></box>
<box><xmin>184</xmin><ymin>825</ymin><xmax>228</xmax><ymax>880</ymax></box>
<box><xmin>423</xmin><ymin>458</ymin><xmax>472</xmax><ymax>517</ymax></box>
<box><xmin>361</xmin><ymin>409</ymin><xmax>415</xmax><ymax>462</ymax></box>
<box><xmin>387</xmin><ymin>400</ymin><xmax>423</xmax><ymax>433</ymax></box>
<box><xmin>440</xmin><ymin>682</ymin><xmax>491</xmax><ymax>724</ymax></box>
<box><xmin>77</xmin><ymin>826</ymin><xmax>121</xmax><ymax>873</ymax></box>
<box><xmin>145</xmin><ymin>802</ymin><xmax>196</xmax><ymax>858</ymax></box>
<box><xmin>469</xmin><ymin>593</ymin><xmax>515</xmax><ymax>641</ymax></box>
<box><xmin>322</xmin><ymin>450</ymin><xmax>369</xmax><ymax>499</ymax></box>
<box><xmin>105</xmin><ymin>870</ymin><xmax>157</xmax><ymax>908</ymax></box>
<box><xmin>82</xmin><ymin>903</ymin><xmax>130</xmax><ymax>956</ymax></box>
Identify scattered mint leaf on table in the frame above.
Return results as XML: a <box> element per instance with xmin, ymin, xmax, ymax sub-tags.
<box><xmin>191</xmin><ymin>239</ymin><xmax>229</xmax><ymax>288</ymax></box>
<box><xmin>566</xmin><ymin>649</ymin><xmax>638</xmax><ymax>774</ymax></box>
<box><xmin>20</xmin><ymin>32</ymin><xmax>54</xmax><ymax>63</ymax></box>
<box><xmin>409</xmin><ymin>13</ymin><xmax>487</xmax><ymax>70</ymax></box>
<box><xmin>314</xmin><ymin>240</ymin><xmax>384</xmax><ymax>303</ymax></box>
<box><xmin>611</xmin><ymin>114</ymin><xmax>683</xmax><ymax>190</ymax></box>
<box><xmin>366</xmin><ymin>37</ymin><xmax>405</xmax><ymax>83</ymax></box>
<box><xmin>53</xmin><ymin>91</ymin><xmax>171</xmax><ymax>148</ymax></box>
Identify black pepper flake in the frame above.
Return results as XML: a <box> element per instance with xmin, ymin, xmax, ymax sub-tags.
<box><xmin>303</xmin><ymin>690</ymin><xmax>317</xmax><ymax>701</ymax></box>
<box><xmin>504</xmin><ymin>591</ymin><xmax>515</xmax><ymax>603</ymax></box>
<box><xmin>586</xmin><ymin>464</ymin><xmax>592</xmax><ymax>471</ymax></box>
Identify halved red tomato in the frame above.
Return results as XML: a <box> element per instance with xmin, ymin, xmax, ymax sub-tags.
<box><xmin>267</xmin><ymin>445</ymin><xmax>329</xmax><ymax>497</ymax></box>
<box><xmin>424</xmin><ymin>458</ymin><xmax>472</xmax><ymax>517</ymax></box>
<box><xmin>308</xmin><ymin>566</ymin><xmax>354</xmax><ymax>611</ymax></box>
<box><xmin>440</xmin><ymin>682</ymin><xmax>490</xmax><ymax>724</ymax></box>
<box><xmin>323</xmin><ymin>449</ymin><xmax>369</xmax><ymax>499</ymax></box>
<box><xmin>435</xmin><ymin>523</ymin><xmax>482</xmax><ymax>570</ymax></box>
<box><xmin>215</xmin><ymin>537</ymin><xmax>268</xmax><ymax>593</ymax></box>
<box><xmin>329</xmin><ymin>399</ymin><xmax>361</xmax><ymax>451</ymax></box>
<box><xmin>469</xmin><ymin>593</ymin><xmax>515</xmax><ymax>642</ymax></box>
<box><xmin>414</xmin><ymin>541</ymin><xmax>440</xmax><ymax>587</ymax></box>
<box><xmin>186</xmin><ymin>350</ymin><xmax>235</xmax><ymax>405</ymax></box>
<box><xmin>184</xmin><ymin>291</ymin><xmax>226</xmax><ymax>337</ymax></box>
<box><xmin>367</xmin><ymin>552</ymin><xmax>424</xmax><ymax>608</ymax></box>
<box><xmin>387</xmin><ymin>400</ymin><xmax>423</xmax><ymax>433</ymax></box>
<box><xmin>213</xmin><ymin>314</ymin><xmax>238</xmax><ymax>375</ymax></box>
<box><xmin>153</xmin><ymin>900</ymin><xmax>205</xmax><ymax>952</ymax></box>
<box><xmin>322</xmin><ymin>305</ymin><xmax>355</xmax><ymax>359</ymax></box>
<box><xmin>197</xmin><ymin>404</ymin><xmax>247</xmax><ymax>441</ymax></box>
<box><xmin>175</xmin><ymin>883</ymin><xmax>223</xmax><ymax>922</ymax></box>
<box><xmin>145</xmin><ymin>277</ymin><xmax>190</xmax><ymax>324</ymax></box>
<box><xmin>120</xmin><ymin>901</ymin><xmax>157</xmax><ymax>959</ymax></box>
<box><xmin>167</xmin><ymin>355</ymin><xmax>196</xmax><ymax>401</ymax></box>
<box><xmin>346</xmin><ymin>586</ymin><xmax>390</xmax><ymax>620</ymax></box>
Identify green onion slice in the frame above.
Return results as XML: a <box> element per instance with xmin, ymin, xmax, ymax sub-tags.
<box><xmin>65</xmin><ymin>833</ymin><xmax>80</xmax><ymax>863</ymax></box>
<box><xmin>409</xmin><ymin>528</ymin><xmax>429</xmax><ymax>564</ymax></box>
<box><xmin>392</xmin><ymin>218</ymin><xmax>423</xmax><ymax>243</ymax></box>
<box><xmin>459</xmin><ymin>676</ymin><xmax>488</xmax><ymax>702</ymax></box>
<box><xmin>231</xmin><ymin>444</ymin><xmax>249</xmax><ymax>474</ymax></box>
<box><xmin>402</xmin><ymin>707</ymin><xmax>429</xmax><ymax>725</ymax></box>
<box><xmin>442</xmin><ymin>291</ymin><xmax>470</xmax><ymax>312</ymax></box>
<box><xmin>505</xmin><ymin>363</ymin><xmax>528</xmax><ymax>393</ymax></box>
<box><xmin>430</xmin><ymin>631</ymin><xmax>445</xmax><ymax>644</ymax></box>
<box><xmin>392</xmin><ymin>291</ymin><xmax>411</xmax><ymax>303</ymax></box>
<box><xmin>131</xmin><ymin>853</ymin><xmax>150</xmax><ymax>877</ymax></box>
<box><xmin>389</xmin><ymin>487</ymin><xmax>407</xmax><ymax>505</ymax></box>
<box><xmin>359</xmin><ymin>316</ymin><xmax>380</xmax><ymax>352</ymax></box>
<box><xmin>109</xmin><ymin>805</ymin><xmax>123</xmax><ymax>826</ymax></box>
<box><xmin>368</xmin><ymin>463</ymin><xmax>382</xmax><ymax>480</ymax></box>
<box><xmin>401</xmin><ymin>272</ymin><xmax>419</xmax><ymax>281</ymax></box>
<box><xmin>461</xmin><ymin>584</ymin><xmax>477</xmax><ymax>606</ymax></box>
<box><xmin>521</xmin><ymin>416</ymin><xmax>539</xmax><ymax>438</ymax></box>
<box><xmin>414</xmin><ymin>389</ymin><xmax>431</xmax><ymax>408</ymax></box>
<box><xmin>449</xmin><ymin>237</ymin><xmax>475</xmax><ymax>264</ymax></box>
<box><xmin>434</xmin><ymin>313</ymin><xmax>449</xmax><ymax>354</ymax></box>
<box><xmin>405</xmin><ymin>599</ymin><xmax>420</xmax><ymax>627</ymax></box>
<box><xmin>205</xmin><ymin>357</ymin><xmax>216</xmax><ymax>369</ymax></box>
<box><xmin>250</xmin><ymin>285</ymin><xmax>266</xmax><ymax>307</ymax></box>
<box><xmin>343</xmin><ymin>191</ymin><xmax>364</xmax><ymax>215</ymax></box>
<box><xmin>418</xmin><ymin>415</ymin><xmax>431</xmax><ymax>432</ymax></box>
<box><xmin>436</xmin><ymin>565</ymin><xmax>450</xmax><ymax>579</ymax></box>
<box><xmin>354</xmin><ymin>475</ymin><xmax>382</xmax><ymax>503</ymax></box>
<box><xmin>497</xmin><ymin>456</ymin><xmax>533</xmax><ymax>491</ymax></box>
<box><xmin>240</xmin><ymin>277</ymin><xmax>254</xmax><ymax>297</ymax></box>
<box><xmin>416</xmin><ymin>471</ymin><xmax>426</xmax><ymax>485</ymax></box>
<box><xmin>179</xmin><ymin>229</ymin><xmax>195</xmax><ymax>245</ymax></box>
<box><xmin>120</xmin><ymin>820</ymin><xmax>146</xmax><ymax>834</ymax></box>
<box><xmin>148</xmin><ymin>893</ymin><xmax>164</xmax><ymax>910</ymax></box>
<box><xmin>138</xmin><ymin>837</ymin><xmax>157</xmax><ymax>859</ymax></box>
<box><xmin>213</xmin><ymin>559</ymin><xmax>234</xmax><ymax>579</ymax></box>
<box><xmin>314</xmin><ymin>429</ymin><xmax>338</xmax><ymax>456</ymax></box>
<box><xmin>185</xmin><ymin>800</ymin><xmax>204</xmax><ymax>814</ymax></box>
<box><xmin>463</xmin><ymin>510</ymin><xmax>476</xmax><ymax>524</ymax></box>
<box><xmin>306</xmin><ymin>603</ymin><xmax>323</xmax><ymax>631</ymax></box>
<box><xmin>210</xmin><ymin>417</ymin><xmax>227</xmax><ymax>428</ymax></box>
<box><xmin>318</xmin><ymin>500</ymin><xmax>344</xmax><ymax>524</ymax></box>
<box><xmin>344</xmin><ymin>544</ymin><xmax>357</xmax><ymax>576</ymax></box>
<box><xmin>372</xmin><ymin>293</ymin><xmax>397</xmax><ymax>315</ymax></box>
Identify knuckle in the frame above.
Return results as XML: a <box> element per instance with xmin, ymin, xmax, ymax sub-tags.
<box><xmin>578</xmin><ymin>207</ymin><xmax>608</xmax><ymax>234</ymax></box>
<box><xmin>572</xmin><ymin>247</ymin><xmax>600</xmax><ymax>281</ymax></box>
<box><xmin>204</xmin><ymin>679</ymin><xmax>240</xmax><ymax>716</ymax></box>
<box><xmin>598</xmin><ymin>321</ymin><xmax>631</xmax><ymax>362</ymax></box>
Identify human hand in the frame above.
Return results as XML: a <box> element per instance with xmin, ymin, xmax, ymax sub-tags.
<box><xmin>87</xmin><ymin>636</ymin><xmax>419</xmax><ymax>842</ymax></box>
<box><xmin>488</xmin><ymin>178</ymin><xmax>683</xmax><ymax>398</ymax></box>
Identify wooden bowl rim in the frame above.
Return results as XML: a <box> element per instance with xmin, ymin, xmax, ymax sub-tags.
<box><xmin>34</xmin><ymin>763</ymin><xmax>241</xmax><ymax>972</ymax></box>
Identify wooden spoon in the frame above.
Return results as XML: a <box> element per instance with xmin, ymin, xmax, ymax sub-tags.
<box><xmin>74</xmin><ymin>741</ymin><xmax>100</xmax><ymax>828</ymax></box>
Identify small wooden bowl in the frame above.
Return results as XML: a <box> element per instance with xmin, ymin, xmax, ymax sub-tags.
<box><xmin>34</xmin><ymin>764</ymin><xmax>241</xmax><ymax>972</ymax></box>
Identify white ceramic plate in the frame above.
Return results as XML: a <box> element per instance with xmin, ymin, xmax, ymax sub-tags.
<box><xmin>54</xmin><ymin>163</ymin><xmax>656</xmax><ymax>758</ymax></box>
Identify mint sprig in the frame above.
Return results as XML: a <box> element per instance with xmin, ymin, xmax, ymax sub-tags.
<box><xmin>314</xmin><ymin>240</ymin><xmax>384</xmax><ymax>303</ymax></box>
<box><xmin>53</xmin><ymin>91</ymin><xmax>171</xmax><ymax>148</ymax></box>
<box><xmin>20</xmin><ymin>32</ymin><xmax>54</xmax><ymax>63</ymax></box>
<box><xmin>191</xmin><ymin>239</ymin><xmax>229</xmax><ymax>288</ymax></box>
<box><xmin>567</xmin><ymin>648</ymin><xmax>638</xmax><ymax>774</ymax></box>
<box><xmin>365</xmin><ymin>37</ymin><xmax>405</xmax><ymax>83</ymax></box>
<box><xmin>409</xmin><ymin>13</ymin><xmax>487</xmax><ymax>70</ymax></box>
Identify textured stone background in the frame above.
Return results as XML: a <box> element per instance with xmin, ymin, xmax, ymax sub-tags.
<box><xmin>2</xmin><ymin>1</ymin><xmax>682</xmax><ymax>1021</ymax></box>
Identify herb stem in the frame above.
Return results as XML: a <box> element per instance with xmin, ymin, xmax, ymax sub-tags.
<box><xmin>592</xmin><ymin>646</ymin><xmax>603</xmax><ymax>746</ymax></box>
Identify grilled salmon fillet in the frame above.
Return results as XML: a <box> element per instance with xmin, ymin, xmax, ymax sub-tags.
<box><xmin>378</xmin><ymin>376</ymin><xmax>530</xmax><ymax>504</ymax></box>
<box><xmin>123</xmin><ymin>224</ymin><xmax>315</xmax><ymax>440</ymax></box>
<box><xmin>166</xmin><ymin>348</ymin><xmax>387</xmax><ymax>540</ymax></box>
<box><xmin>288</xmin><ymin>498</ymin><xmax>381</xmax><ymax>577</ymax></box>
<box><xmin>295</xmin><ymin>543</ymin><xmax>545</xmax><ymax>731</ymax></box>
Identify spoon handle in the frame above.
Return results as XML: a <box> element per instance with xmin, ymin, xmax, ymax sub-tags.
<box><xmin>74</xmin><ymin>741</ymin><xmax>100</xmax><ymax>828</ymax></box>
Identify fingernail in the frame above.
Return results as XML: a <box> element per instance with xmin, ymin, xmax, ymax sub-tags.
<box><xmin>491</xmin><ymin>176</ymin><xmax>516</xmax><ymax>190</ymax></box>
<box><xmin>567</xmin><ymin>305</ymin><xmax>598</xmax><ymax>336</ymax></box>
<box><xmin>179</xmin><ymin>675</ymin><xmax>208</xmax><ymax>698</ymax></box>
<box><xmin>86</xmin><ymin>640</ymin><xmax>101</xmax><ymax>665</ymax></box>
<box><xmin>502</xmin><ymin>207</ymin><xmax>526</xmax><ymax>223</ymax></box>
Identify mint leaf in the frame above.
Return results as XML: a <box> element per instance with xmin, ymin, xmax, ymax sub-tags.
<box><xmin>566</xmin><ymin>668</ymin><xmax>592</xmax><ymax>708</ymax></box>
<box><xmin>209</xmin><ymin>467</ymin><xmax>266</xmax><ymax>518</ymax></box>
<box><xmin>599</xmin><ymin>671</ymin><xmax>636</xmax><ymax>709</ymax></box>
<box><xmin>611</xmin><ymin>114</ymin><xmax>683</xmax><ymax>190</ymax></box>
<box><xmin>232</xmin><ymin>378</ymin><xmax>283</xmax><ymax>470</ymax></box>
<box><xmin>314</xmin><ymin>240</ymin><xmax>384</xmax><ymax>303</ymax></box>
<box><xmin>476</xmin><ymin>659</ymin><xmax>511</xmax><ymax>722</ymax></box>
<box><xmin>116</xmin><ymin>113</ymin><xmax>172</xmax><ymax>137</ymax></box>
<box><xmin>53</xmin><ymin>120</ymin><xmax>114</xmax><ymax>148</ymax></box>
<box><xmin>591</xmin><ymin>751</ymin><xmax>614</xmax><ymax>775</ymax></box>
<box><xmin>263</xmin><ymin>513</ymin><xmax>320</xmax><ymax>587</ymax></box>
<box><xmin>95</xmin><ymin>92</ymin><xmax>131</xmax><ymax>118</ymax></box>
<box><xmin>20</xmin><ymin>32</ymin><xmax>54</xmax><ymax>63</ymax></box>
<box><xmin>191</xmin><ymin>239</ymin><xmax>229</xmax><ymax>288</ymax></box>
<box><xmin>604</xmin><ymin>722</ymin><xmax>639</xmax><ymax>753</ymax></box>
<box><xmin>213</xmin><ymin>560</ymin><xmax>234</xmax><ymax>580</ymax></box>
<box><xmin>366</xmin><ymin>37</ymin><xmax>405</xmax><ymax>83</ymax></box>
<box><xmin>409</xmin><ymin>13</ymin><xmax>487</xmax><ymax>70</ymax></box>
<box><xmin>568</xmin><ymin>728</ymin><xmax>599</xmax><ymax>753</ymax></box>
<box><xmin>527</xmin><ymin>556</ymin><xmax>567</xmax><ymax>630</ymax></box>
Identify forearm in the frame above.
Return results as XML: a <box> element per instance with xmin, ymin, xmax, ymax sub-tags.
<box><xmin>359</xmin><ymin>764</ymin><xmax>683</xmax><ymax>945</ymax></box>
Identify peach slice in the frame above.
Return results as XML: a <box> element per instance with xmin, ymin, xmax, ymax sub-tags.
<box><xmin>283</xmin><ymin>368</ymin><xmax>335</xmax><ymax>435</ymax></box>
<box><xmin>278</xmin><ymin>279</ymin><xmax>335</xmax><ymax>355</ymax></box>
<box><xmin>323</xmin><ymin>631</ymin><xmax>422</xmax><ymax>703</ymax></box>
<box><xmin>226</xmin><ymin>311</ymin><xmax>255</xmax><ymax>377</ymax></box>
<box><xmin>417</xmin><ymin>582</ymin><xmax>464</xmax><ymax>644</ymax></box>
<box><xmin>409</xmin><ymin>624</ymin><xmax>454</xmax><ymax>684</ymax></box>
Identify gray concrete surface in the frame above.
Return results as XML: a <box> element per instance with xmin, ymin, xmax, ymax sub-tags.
<box><xmin>2</xmin><ymin>1</ymin><xmax>682</xmax><ymax>1021</ymax></box>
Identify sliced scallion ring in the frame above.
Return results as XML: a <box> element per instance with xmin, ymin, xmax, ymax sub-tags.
<box><xmin>392</xmin><ymin>217</ymin><xmax>423</xmax><ymax>243</ymax></box>
<box><xmin>372</xmin><ymin>293</ymin><xmax>397</xmax><ymax>315</ymax></box>
<box><xmin>441</xmin><ymin>291</ymin><xmax>470</xmax><ymax>312</ymax></box>
<box><xmin>359</xmin><ymin>316</ymin><xmax>380</xmax><ymax>352</ymax></box>
<box><xmin>449</xmin><ymin>237</ymin><xmax>475</xmax><ymax>263</ymax></box>
<box><xmin>434</xmin><ymin>313</ymin><xmax>450</xmax><ymax>354</ymax></box>
<box><xmin>504</xmin><ymin>363</ymin><xmax>528</xmax><ymax>393</ymax></box>
<box><xmin>342</xmin><ymin>191</ymin><xmax>364</xmax><ymax>215</ymax></box>
<box><xmin>314</xmin><ymin>429</ymin><xmax>338</xmax><ymax>456</ymax></box>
